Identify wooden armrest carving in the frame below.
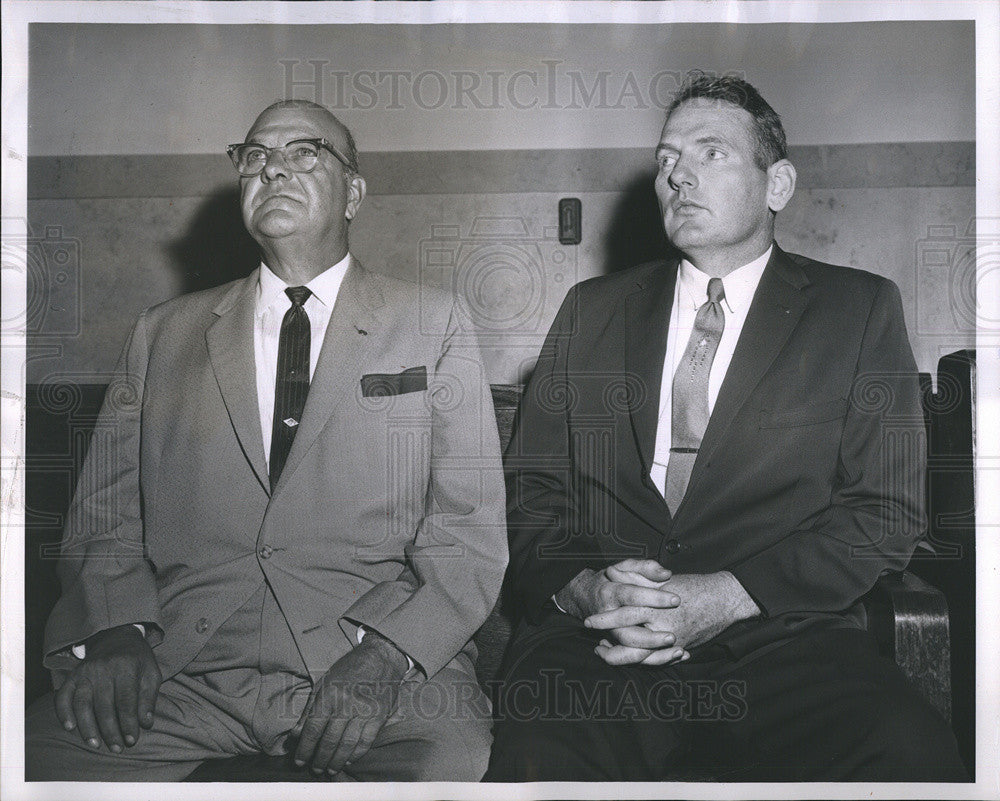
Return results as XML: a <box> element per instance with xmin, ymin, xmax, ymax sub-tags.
<box><xmin>863</xmin><ymin>570</ymin><xmax>951</xmax><ymax>722</ymax></box>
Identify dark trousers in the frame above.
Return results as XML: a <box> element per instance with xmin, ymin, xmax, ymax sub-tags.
<box><xmin>485</xmin><ymin>610</ymin><xmax>967</xmax><ymax>782</ymax></box>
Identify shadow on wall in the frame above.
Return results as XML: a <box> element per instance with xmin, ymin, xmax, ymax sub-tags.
<box><xmin>601</xmin><ymin>169</ymin><xmax>675</xmax><ymax>275</ymax></box>
<box><xmin>168</xmin><ymin>186</ymin><xmax>260</xmax><ymax>293</ymax></box>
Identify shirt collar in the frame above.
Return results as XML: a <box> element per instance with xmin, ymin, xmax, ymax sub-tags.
<box><xmin>255</xmin><ymin>252</ymin><xmax>352</xmax><ymax>316</ymax></box>
<box><xmin>678</xmin><ymin>245</ymin><xmax>772</xmax><ymax>312</ymax></box>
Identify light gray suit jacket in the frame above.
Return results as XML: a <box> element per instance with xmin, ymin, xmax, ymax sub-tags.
<box><xmin>44</xmin><ymin>259</ymin><xmax>507</xmax><ymax>682</ymax></box>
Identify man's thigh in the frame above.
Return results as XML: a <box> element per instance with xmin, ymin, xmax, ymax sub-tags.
<box><xmin>485</xmin><ymin>612</ymin><xmax>689</xmax><ymax>781</ymax></box>
<box><xmin>25</xmin><ymin>672</ymin><xmax>259</xmax><ymax>781</ymax></box>
<box><xmin>341</xmin><ymin>659</ymin><xmax>493</xmax><ymax>782</ymax></box>
<box><xmin>690</xmin><ymin>625</ymin><xmax>967</xmax><ymax>781</ymax></box>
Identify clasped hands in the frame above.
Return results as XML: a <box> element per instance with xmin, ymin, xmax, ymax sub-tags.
<box><xmin>554</xmin><ymin>559</ymin><xmax>758</xmax><ymax>667</ymax></box>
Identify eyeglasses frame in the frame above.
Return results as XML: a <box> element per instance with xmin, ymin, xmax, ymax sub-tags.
<box><xmin>226</xmin><ymin>137</ymin><xmax>357</xmax><ymax>176</ymax></box>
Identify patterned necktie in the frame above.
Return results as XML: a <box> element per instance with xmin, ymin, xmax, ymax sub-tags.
<box><xmin>664</xmin><ymin>276</ymin><xmax>726</xmax><ymax>514</ymax></box>
<box><xmin>269</xmin><ymin>286</ymin><xmax>312</xmax><ymax>489</ymax></box>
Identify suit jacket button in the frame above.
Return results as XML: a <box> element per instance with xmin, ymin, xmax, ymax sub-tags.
<box><xmin>259</xmin><ymin>545</ymin><xmax>273</xmax><ymax>559</ymax></box>
<box><xmin>195</xmin><ymin>618</ymin><xmax>209</xmax><ymax>634</ymax></box>
<box><xmin>665</xmin><ymin>539</ymin><xmax>681</xmax><ymax>554</ymax></box>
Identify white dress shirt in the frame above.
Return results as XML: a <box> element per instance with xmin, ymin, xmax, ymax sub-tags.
<box><xmin>254</xmin><ymin>254</ymin><xmax>350</xmax><ymax>466</ymax></box>
<box><xmin>650</xmin><ymin>246</ymin><xmax>771</xmax><ymax>496</ymax></box>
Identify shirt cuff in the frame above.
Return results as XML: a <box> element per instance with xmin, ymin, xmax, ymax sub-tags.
<box><xmin>356</xmin><ymin>624</ymin><xmax>415</xmax><ymax>671</ymax></box>
<box><xmin>70</xmin><ymin>623</ymin><xmax>146</xmax><ymax>660</ymax></box>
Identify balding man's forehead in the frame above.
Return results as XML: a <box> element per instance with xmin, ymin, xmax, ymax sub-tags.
<box><xmin>245</xmin><ymin>105</ymin><xmax>348</xmax><ymax>145</ymax></box>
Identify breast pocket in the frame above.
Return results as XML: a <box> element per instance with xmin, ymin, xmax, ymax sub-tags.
<box><xmin>759</xmin><ymin>398</ymin><xmax>848</xmax><ymax>429</ymax></box>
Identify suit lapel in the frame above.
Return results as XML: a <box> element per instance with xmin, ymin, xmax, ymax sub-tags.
<box><xmin>206</xmin><ymin>270</ymin><xmax>270</xmax><ymax>494</ymax></box>
<box><xmin>273</xmin><ymin>258</ymin><xmax>382</xmax><ymax>494</ymax></box>
<box><xmin>625</xmin><ymin>260</ymin><xmax>677</xmax><ymax>477</ymax></box>
<box><xmin>687</xmin><ymin>246</ymin><xmax>810</xmax><ymax>493</ymax></box>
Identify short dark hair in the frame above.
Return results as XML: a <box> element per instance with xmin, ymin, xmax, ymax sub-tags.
<box><xmin>667</xmin><ymin>73</ymin><xmax>787</xmax><ymax>171</ymax></box>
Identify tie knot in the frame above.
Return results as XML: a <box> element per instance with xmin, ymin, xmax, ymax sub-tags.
<box><xmin>285</xmin><ymin>286</ymin><xmax>311</xmax><ymax>307</ymax></box>
<box><xmin>707</xmin><ymin>277</ymin><xmax>725</xmax><ymax>304</ymax></box>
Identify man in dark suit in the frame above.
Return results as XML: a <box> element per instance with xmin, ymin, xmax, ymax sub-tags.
<box><xmin>485</xmin><ymin>75</ymin><xmax>966</xmax><ymax>781</ymax></box>
<box><xmin>26</xmin><ymin>100</ymin><xmax>506</xmax><ymax>781</ymax></box>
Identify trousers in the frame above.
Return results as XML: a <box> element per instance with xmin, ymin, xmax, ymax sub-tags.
<box><xmin>485</xmin><ymin>608</ymin><xmax>967</xmax><ymax>782</ymax></box>
<box><xmin>26</xmin><ymin>583</ymin><xmax>491</xmax><ymax>781</ymax></box>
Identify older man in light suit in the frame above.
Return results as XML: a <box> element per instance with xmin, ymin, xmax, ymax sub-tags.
<box><xmin>26</xmin><ymin>100</ymin><xmax>506</xmax><ymax>782</ymax></box>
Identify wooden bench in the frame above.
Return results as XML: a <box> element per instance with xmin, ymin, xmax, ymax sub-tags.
<box><xmin>25</xmin><ymin>363</ymin><xmax>970</xmax><ymax>780</ymax></box>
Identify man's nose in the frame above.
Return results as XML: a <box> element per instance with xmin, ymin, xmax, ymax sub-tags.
<box><xmin>261</xmin><ymin>148</ymin><xmax>290</xmax><ymax>182</ymax></box>
<box><xmin>668</xmin><ymin>159</ymin><xmax>696</xmax><ymax>191</ymax></box>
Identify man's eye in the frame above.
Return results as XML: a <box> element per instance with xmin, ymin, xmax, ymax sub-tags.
<box><xmin>657</xmin><ymin>154</ymin><xmax>677</xmax><ymax>169</ymax></box>
<box><xmin>291</xmin><ymin>146</ymin><xmax>317</xmax><ymax>159</ymax></box>
<box><xmin>706</xmin><ymin>148</ymin><xmax>723</xmax><ymax>159</ymax></box>
<box><xmin>245</xmin><ymin>149</ymin><xmax>266</xmax><ymax>163</ymax></box>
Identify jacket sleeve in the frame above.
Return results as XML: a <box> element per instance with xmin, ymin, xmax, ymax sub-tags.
<box><xmin>42</xmin><ymin>311</ymin><xmax>164</xmax><ymax>673</ymax></box>
<box><xmin>339</xmin><ymin>303</ymin><xmax>508</xmax><ymax>679</ymax></box>
<box><xmin>503</xmin><ymin>285</ymin><xmax>611</xmax><ymax>622</ymax></box>
<box><xmin>729</xmin><ymin>279</ymin><xmax>927</xmax><ymax>616</ymax></box>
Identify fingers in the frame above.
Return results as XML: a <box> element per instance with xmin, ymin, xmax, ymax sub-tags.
<box><xmin>309</xmin><ymin>715</ymin><xmax>352</xmax><ymax>775</ymax></box>
<box><xmin>594</xmin><ymin>639</ymin><xmax>688</xmax><ymax>667</ymax></box>
<box><xmin>325</xmin><ymin>716</ymin><xmax>364</xmax><ymax>775</ymax></box>
<box><xmin>594</xmin><ymin>639</ymin><xmax>653</xmax><ymax>666</ymax></box>
<box><xmin>604</xmin><ymin>565</ymin><xmax>662</xmax><ymax>588</ymax></box>
<box><xmin>585</xmin><ymin>601</ymin><xmax>676</xmax><ymax>631</ymax></box>
<box><xmin>113</xmin><ymin>670</ymin><xmax>140</xmax><ymax>748</ymax></box>
<box><xmin>70</xmin><ymin>680</ymin><xmax>102</xmax><ymax>749</ymax></box>
<box><xmin>640</xmin><ymin>648</ymin><xmax>691</xmax><ymax>666</ymax></box>
<box><xmin>92</xmin><ymin>678</ymin><xmax>126</xmax><ymax>753</ymax></box>
<box><xmin>136</xmin><ymin>662</ymin><xmax>160</xmax><ymax>731</ymax></box>
<box><xmin>342</xmin><ymin>717</ymin><xmax>382</xmax><ymax>774</ymax></box>
<box><xmin>594</xmin><ymin>585</ymin><xmax>679</xmax><ymax>619</ymax></box>
<box><xmin>616</xmin><ymin>584</ymin><xmax>680</xmax><ymax>609</ymax></box>
<box><xmin>293</xmin><ymin>699</ymin><xmax>328</xmax><ymax>767</ymax></box>
<box><xmin>607</xmin><ymin>625</ymin><xmax>676</xmax><ymax>649</ymax></box>
<box><xmin>611</xmin><ymin>559</ymin><xmax>672</xmax><ymax>582</ymax></box>
<box><xmin>54</xmin><ymin>679</ymin><xmax>78</xmax><ymax>734</ymax></box>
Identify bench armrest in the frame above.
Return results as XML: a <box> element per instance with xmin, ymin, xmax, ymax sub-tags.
<box><xmin>863</xmin><ymin>570</ymin><xmax>951</xmax><ymax>722</ymax></box>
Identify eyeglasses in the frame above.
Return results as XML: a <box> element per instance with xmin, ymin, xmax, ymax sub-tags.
<box><xmin>226</xmin><ymin>138</ymin><xmax>356</xmax><ymax>176</ymax></box>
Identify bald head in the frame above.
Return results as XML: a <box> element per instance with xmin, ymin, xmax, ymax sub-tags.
<box><xmin>238</xmin><ymin>100</ymin><xmax>367</xmax><ymax>283</ymax></box>
<box><xmin>247</xmin><ymin>100</ymin><xmax>359</xmax><ymax>173</ymax></box>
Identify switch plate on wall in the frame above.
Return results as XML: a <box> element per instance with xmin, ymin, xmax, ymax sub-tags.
<box><xmin>559</xmin><ymin>198</ymin><xmax>582</xmax><ymax>245</ymax></box>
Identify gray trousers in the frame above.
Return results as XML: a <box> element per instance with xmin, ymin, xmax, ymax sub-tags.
<box><xmin>26</xmin><ymin>583</ymin><xmax>492</xmax><ymax>782</ymax></box>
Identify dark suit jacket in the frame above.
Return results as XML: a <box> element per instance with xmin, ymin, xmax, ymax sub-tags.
<box><xmin>505</xmin><ymin>245</ymin><xmax>925</xmax><ymax>655</ymax></box>
<box><xmin>45</xmin><ymin>259</ymin><xmax>507</xmax><ymax>682</ymax></box>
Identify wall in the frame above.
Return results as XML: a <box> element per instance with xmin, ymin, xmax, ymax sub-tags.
<box><xmin>27</xmin><ymin>142</ymin><xmax>974</xmax><ymax>383</ymax></box>
<box><xmin>25</xmin><ymin>21</ymin><xmax>976</xmax><ymax>384</ymax></box>
<box><xmin>28</xmin><ymin>22</ymin><xmax>974</xmax><ymax>154</ymax></box>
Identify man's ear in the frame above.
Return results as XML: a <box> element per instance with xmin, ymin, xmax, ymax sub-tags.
<box><xmin>766</xmin><ymin>159</ymin><xmax>796</xmax><ymax>213</ymax></box>
<box><xmin>345</xmin><ymin>174</ymin><xmax>366</xmax><ymax>221</ymax></box>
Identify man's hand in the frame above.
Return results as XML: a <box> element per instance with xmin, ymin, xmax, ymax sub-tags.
<box><xmin>292</xmin><ymin>631</ymin><xmax>410</xmax><ymax>776</ymax></box>
<box><xmin>588</xmin><ymin>571</ymin><xmax>760</xmax><ymax>666</ymax></box>
<box><xmin>554</xmin><ymin>559</ymin><xmax>688</xmax><ymax>660</ymax></box>
<box><xmin>54</xmin><ymin>624</ymin><xmax>161</xmax><ymax>752</ymax></box>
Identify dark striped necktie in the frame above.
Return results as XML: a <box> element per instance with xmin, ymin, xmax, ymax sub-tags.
<box><xmin>269</xmin><ymin>285</ymin><xmax>312</xmax><ymax>489</ymax></box>
<box><xmin>664</xmin><ymin>276</ymin><xmax>726</xmax><ymax>514</ymax></box>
